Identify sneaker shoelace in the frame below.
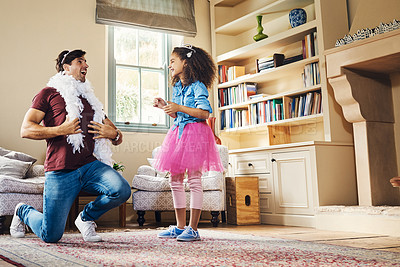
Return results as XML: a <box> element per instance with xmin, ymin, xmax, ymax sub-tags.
<box><xmin>82</xmin><ymin>221</ymin><xmax>98</xmax><ymax>237</ymax></box>
<box><xmin>12</xmin><ymin>220</ymin><xmax>25</xmax><ymax>232</ymax></box>
<box><xmin>185</xmin><ymin>227</ymin><xmax>198</xmax><ymax>237</ymax></box>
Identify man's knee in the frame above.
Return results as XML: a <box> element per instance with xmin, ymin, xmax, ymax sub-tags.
<box><xmin>119</xmin><ymin>184</ymin><xmax>131</xmax><ymax>201</ymax></box>
<box><xmin>41</xmin><ymin>232</ymin><xmax>63</xmax><ymax>243</ymax></box>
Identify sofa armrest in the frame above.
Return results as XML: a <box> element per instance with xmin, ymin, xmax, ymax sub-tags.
<box><xmin>137</xmin><ymin>165</ymin><xmax>156</xmax><ymax>177</ymax></box>
<box><xmin>25</xmin><ymin>164</ymin><xmax>45</xmax><ymax>178</ymax></box>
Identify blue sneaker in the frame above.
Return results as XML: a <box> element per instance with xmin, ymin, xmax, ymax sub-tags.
<box><xmin>176</xmin><ymin>226</ymin><xmax>201</xmax><ymax>242</ymax></box>
<box><xmin>157</xmin><ymin>225</ymin><xmax>185</xmax><ymax>238</ymax></box>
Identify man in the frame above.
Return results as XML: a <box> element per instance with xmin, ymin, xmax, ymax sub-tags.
<box><xmin>11</xmin><ymin>49</ymin><xmax>131</xmax><ymax>243</ymax></box>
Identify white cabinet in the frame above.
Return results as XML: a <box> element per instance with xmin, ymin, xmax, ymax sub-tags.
<box><xmin>229</xmin><ymin>142</ymin><xmax>357</xmax><ymax>227</ymax></box>
<box><xmin>271</xmin><ymin>150</ymin><xmax>314</xmax><ymax>215</ymax></box>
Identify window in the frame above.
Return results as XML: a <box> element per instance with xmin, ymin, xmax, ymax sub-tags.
<box><xmin>108</xmin><ymin>26</ymin><xmax>183</xmax><ymax>132</ymax></box>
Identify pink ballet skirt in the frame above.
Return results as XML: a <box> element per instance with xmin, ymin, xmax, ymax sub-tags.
<box><xmin>153</xmin><ymin>121</ymin><xmax>224</xmax><ymax>175</ymax></box>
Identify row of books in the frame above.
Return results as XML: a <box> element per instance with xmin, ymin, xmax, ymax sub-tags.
<box><xmin>220</xmin><ymin>99</ymin><xmax>285</xmax><ymax>130</ymax></box>
<box><xmin>220</xmin><ymin>91</ymin><xmax>322</xmax><ymax>130</ymax></box>
<box><xmin>220</xmin><ymin>109</ymin><xmax>248</xmax><ymax>130</ymax></box>
<box><xmin>218</xmin><ymin>65</ymin><xmax>245</xmax><ymax>83</ymax></box>
<box><xmin>302</xmin><ymin>62</ymin><xmax>320</xmax><ymax>88</ymax></box>
<box><xmin>288</xmin><ymin>91</ymin><xmax>322</xmax><ymax>118</ymax></box>
<box><xmin>249</xmin><ymin>99</ymin><xmax>284</xmax><ymax>125</ymax></box>
<box><xmin>302</xmin><ymin>32</ymin><xmax>318</xmax><ymax>58</ymax></box>
<box><xmin>218</xmin><ymin>83</ymin><xmax>257</xmax><ymax>107</ymax></box>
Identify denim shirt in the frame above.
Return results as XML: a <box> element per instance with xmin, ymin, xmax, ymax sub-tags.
<box><xmin>171</xmin><ymin>80</ymin><xmax>213</xmax><ymax>138</ymax></box>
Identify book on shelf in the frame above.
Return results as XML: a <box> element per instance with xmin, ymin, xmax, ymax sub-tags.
<box><xmin>218</xmin><ymin>83</ymin><xmax>257</xmax><ymax>107</ymax></box>
<box><xmin>245</xmin><ymin>83</ymin><xmax>257</xmax><ymax>99</ymax></box>
<box><xmin>256</xmin><ymin>53</ymin><xmax>284</xmax><ymax>73</ymax></box>
<box><xmin>218</xmin><ymin>65</ymin><xmax>246</xmax><ymax>83</ymax></box>
<box><xmin>249</xmin><ymin>93</ymin><xmax>269</xmax><ymax>100</ymax></box>
<box><xmin>220</xmin><ymin>108</ymin><xmax>249</xmax><ymax>130</ymax></box>
<box><xmin>302</xmin><ymin>62</ymin><xmax>320</xmax><ymax>88</ymax></box>
<box><xmin>302</xmin><ymin>32</ymin><xmax>318</xmax><ymax>59</ymax></box>
<box><xmin>288</xmin><ymin>91</ymin><xmax>322</xmax><ymax>119</ymax></box>
<box><xmin>283</xmin><ymin>54</ymin><xmax>303</xmax><ymax>65</ymax></box>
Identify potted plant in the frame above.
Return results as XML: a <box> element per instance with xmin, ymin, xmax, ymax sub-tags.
<box><xmin>113</xmin><ymin>162</ymin><xmax>125</xmax><ymax>173</ymax></box>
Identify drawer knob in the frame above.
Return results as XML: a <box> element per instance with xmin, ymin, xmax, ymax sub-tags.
<box><xmin>248</xmin><ymin>163</ymin><xmax>253</xmax><ymax>167</ymax></box>
<box><xmin>228</xmin><ymin>162</ymin><xmax>232</xmax><ymax>166</ymax></box>
<box><xmin>271</xmin><ymin>158</ymin><xmax>276</xmax><ymax>162</ymax></box>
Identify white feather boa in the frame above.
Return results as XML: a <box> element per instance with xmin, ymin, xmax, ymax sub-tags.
<box><xmin>47</xmin><ymin>72</ymin><xmax>113</xmax><ymax>166</ymax></box>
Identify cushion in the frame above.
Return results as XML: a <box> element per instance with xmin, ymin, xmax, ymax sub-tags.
<box><xmin>0</xmin><ymin>156</ymin><xmax>33</xmax><ymax>178</ymax></box>
<box><xmin>147</xmin><ymin>158</ymin><xmax>169</xmax><ymax>178</ymax></box>
<box><xmin>0</xmin><ymin>175</ymin><xmax>45</xmax><ymax>194</ymax></box>
<box><xmin>3</xmin><ymin>150</ymin><xmax>37</xmax><ymax>164</ymax></box>
<box><xmin>132</xmin><ymin>175</ymin><xmax>171</xmax><ymax>191</ymax></box>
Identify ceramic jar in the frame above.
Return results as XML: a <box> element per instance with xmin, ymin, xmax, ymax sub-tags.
<box><xmin>289</xmin><ymin>8</ymin><xmax>307</xmax><ymax>28</ymax></box>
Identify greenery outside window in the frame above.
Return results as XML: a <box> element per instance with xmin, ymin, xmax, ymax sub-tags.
<box><xmin>108</xmin><ymin>26</ymin><xmax>183</xmax><ymax>132</ymax></box>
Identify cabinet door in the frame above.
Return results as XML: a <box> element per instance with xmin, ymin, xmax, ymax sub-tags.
<box><xmin>271</xmin><ymin>150</ymin><xmax>314</xmax><ymax>215</ymax></box>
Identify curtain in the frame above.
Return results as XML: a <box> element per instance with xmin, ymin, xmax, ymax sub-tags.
<box><xmin>96</xmin><ymin>0</ymin><xmax>197</xmax><ymax>37</ymax></box>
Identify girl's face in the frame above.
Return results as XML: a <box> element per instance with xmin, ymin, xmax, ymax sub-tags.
<box><xmin>168</xmin><ymin>52</ymin><xmax>185</xmax><ymax>80</ymax></box>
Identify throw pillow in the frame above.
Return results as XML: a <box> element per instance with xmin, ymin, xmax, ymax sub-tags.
<box><xmin>0</xmin><ymin>147</ymin><xmax>11</xmax><ymax>156</ymax></box>
<box><xmin>0</xmin><ymin>156</ymin><xmax>33</xmax><ymax>178</ymax></box>
<box><xmin>147</xmin><ymin>158</ymin><xmax>169</xmax><ymax>178</ymax></box>
<box><xmin>4</xmin><ymin>150</ymin><xmax>37</xmax><ymax>164</ymax></box>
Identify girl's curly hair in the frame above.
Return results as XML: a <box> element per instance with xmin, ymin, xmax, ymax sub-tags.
<box><xmin>170</xmin><ymin>45</ymin><xmax>217</xmax><ymax>89</ymax></box>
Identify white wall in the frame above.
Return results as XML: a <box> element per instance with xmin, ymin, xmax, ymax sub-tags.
<box><xmin>0</xmin><ymin>0</ymin><xmax>211</xmax><ymax>224</ymax></box>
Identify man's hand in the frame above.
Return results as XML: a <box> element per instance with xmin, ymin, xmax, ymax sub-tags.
<box><xmin>58</xmin><ymin>116</ymin><xmax>82</xmax><ymax>136</ymax></box>
<box><xmin>88</xmin><ymin>121</ymin><xmax>117</xmax><ymax>140</ymax></box>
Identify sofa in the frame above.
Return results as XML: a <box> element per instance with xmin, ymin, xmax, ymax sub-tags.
<box><xmin>0</xmin><ymin>147</ymin><xmax>45</xmax><ymax>234</ymax></box>
<box><xmin>131</xmin><ymin>145</ymin><xmax>228</xmax><ymax>227</ymax></box>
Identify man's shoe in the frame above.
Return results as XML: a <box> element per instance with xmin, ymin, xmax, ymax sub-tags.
<box><xmin>157</xmin><ymin>225</ymin><xmax>185</xmax><ymax>238</ymax></box>
<box><xmin>74</xmin><ymin>212</ymin><xmax>102</xmax><ymax>242</ymax></box>
<box><xmin>10</xmin><ymin>203</ymin><xmax>25</xmax><ymax>238</ymax></box>
<box><xmin>176</xmin><ymin>226</ymin><xmax>201</xmax><ymax>242</ymax></box>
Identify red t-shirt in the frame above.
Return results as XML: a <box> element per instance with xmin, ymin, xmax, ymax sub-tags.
<box><xmin>31</xmin><ymin>87</ymin><xmax>97</xmax><ymax>171</ymax></box>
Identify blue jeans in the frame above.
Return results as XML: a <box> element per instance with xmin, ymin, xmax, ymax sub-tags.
<box><xmin>17</xmin><ymin>160</ymin><xmax>131</xmax><ymax>243</ymax></box>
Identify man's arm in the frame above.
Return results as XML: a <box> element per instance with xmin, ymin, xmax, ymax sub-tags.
<box><xmin>88</xmin><ymin>118</ymin><xmax>123</xmax><ymax>146</ymax></box>
<box><xmin>20</xmin><ymin>108</ymin><xmax>82</xmax><ymax>140</ymax></box>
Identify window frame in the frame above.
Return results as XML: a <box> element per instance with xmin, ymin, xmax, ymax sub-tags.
<box><xmin>107</xmin><ymin>26</ymin><xmax>173</xmax><ymax>133</ymax></box>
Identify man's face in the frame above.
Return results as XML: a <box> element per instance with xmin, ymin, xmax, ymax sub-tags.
<box><xmin>64</xmin><ymin>56</ymin><xmax>89</xmax><ymax>82</ymax></box>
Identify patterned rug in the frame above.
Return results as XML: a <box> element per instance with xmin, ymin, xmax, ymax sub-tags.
<box><xmin>0</xmin><ymin>229</ymin><xmax>399</xmax><ymax>266</ymax></box>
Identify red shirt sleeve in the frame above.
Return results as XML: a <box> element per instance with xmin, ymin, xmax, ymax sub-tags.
<box><xmin>31</xmin><ymin>87</ymin><xmax>53</xmax><ymax>113</ymax></box>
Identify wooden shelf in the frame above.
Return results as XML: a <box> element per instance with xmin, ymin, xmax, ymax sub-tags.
<box><xmin>214</xmin><ymin>0</ymin><xmax>245</xmax><ymax>7</ymax></box>
<box><xmin>218</xmin><ymin>56</ymin><xmax>319</xmax><ymax>88</ymax></box>
<box><xmin>217</xmin><ymin>20</ymin><xmax>317</xmax><ymax>64</ymax></box>
<box><xmin>221</xmin><ymin>113</ymin><xmax>323</xmax><ymax>134</ymax></box>
<box><xmin>215</xmin><ymin>0</ymin><xmax>314</xmax><ymax>36</ymax></box>
<box><xmin>218</xmin><ymin>84</ymin><xmax>321</xmax><ymax>111</ymax></box>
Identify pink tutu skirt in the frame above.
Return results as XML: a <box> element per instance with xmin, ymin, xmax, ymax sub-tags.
<box><xmin>153</xmin><ymin>122</ymin><xmax>224</xmax><ymax>175</ymax></box>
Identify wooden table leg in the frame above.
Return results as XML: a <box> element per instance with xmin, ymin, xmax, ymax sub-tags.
<box><xmin>119</xmin><ymin>202</ymin><xmax>126</xmax><ymax>227</ymax></box>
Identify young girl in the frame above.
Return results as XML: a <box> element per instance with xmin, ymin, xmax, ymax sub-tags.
<box><xmin>153</xmin><ymin>44</ymin><xmax>224</xmax><ymax>241</ymax></box>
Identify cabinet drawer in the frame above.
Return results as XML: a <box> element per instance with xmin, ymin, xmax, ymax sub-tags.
<box><xmin>258</xmin><ymin>174</ymin><xmax>273</xmax><ymax>193</ymax></box>
<box><xmin>234</xmin><ymin>152</ymin><xmax>270</xmax><ymax>174</ymax></box>
<box><xmin>260</xmin><ymin>193</ymin><xmax>274</xmax><ymax>213</ymax></box>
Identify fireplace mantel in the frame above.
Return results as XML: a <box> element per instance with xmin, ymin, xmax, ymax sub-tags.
<box><xmin>325</xmin><ymin>30</ymin><xmax>400</xmax><ymax>206</ymax></box>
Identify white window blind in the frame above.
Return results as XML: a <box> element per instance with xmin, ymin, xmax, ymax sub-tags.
<box><xmin>96</xmin><ymin>0</ymin><xmax>197</xmax><ymax>37</ymax></box>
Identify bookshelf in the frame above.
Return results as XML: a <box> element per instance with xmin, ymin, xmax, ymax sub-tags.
<box><xmin>210</xmin><ymin>0</ymin><xmax>352</xmax><ymax>149</ymax></box>
<box><xmin>210</xmin><ymin>0</ymin><xmax>357</xmax><ymax>227</ymax></box>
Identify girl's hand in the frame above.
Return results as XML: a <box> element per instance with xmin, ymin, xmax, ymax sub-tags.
<box><xmin>163</xmin><ymin>101</ymin><xmax>180</xmax><ymax>116</ymax></box>
<box><xmin>153</xmin><ymin>97</ymin><xmax>167</xmax><ymax>109</ymax></box>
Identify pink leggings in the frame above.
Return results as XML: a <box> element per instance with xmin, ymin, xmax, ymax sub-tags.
<box><xmin>169</xmin><ymin>170</ymin><xmax>203</xmax><ymax>210</ymax></box>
